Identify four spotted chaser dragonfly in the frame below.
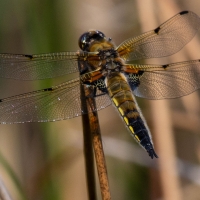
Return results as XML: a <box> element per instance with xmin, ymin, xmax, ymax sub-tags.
<box><xmin>0</xmin><ymin>11</ymin><xmax>200</xmax><ymax>158</ymax></box>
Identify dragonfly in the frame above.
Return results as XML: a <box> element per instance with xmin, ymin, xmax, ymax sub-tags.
<box><xmin>0</xmin><ymin>10</ymin><xmax>200</xmax><ymax>159</ymax></box>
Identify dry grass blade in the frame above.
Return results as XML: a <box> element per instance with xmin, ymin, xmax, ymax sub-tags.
<box><xmin>136</xmin><ymin>0</ymin><xmax>183</xmax><ymax>199</ymax></box>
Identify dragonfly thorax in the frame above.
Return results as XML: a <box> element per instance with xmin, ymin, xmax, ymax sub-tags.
<box><xmin>98</xmin><ymin>48</ymin><xmax>122</xmax><ymax>72</ymax></box>
<box><xmin>103</xmin><ymin>60</ymin><xmax>122</xmax><ymax>74</ymax></box>
<box><xmin>98</xmin><ymin>48</ymin><xmax>118</xmax><ymax>60</ymax></box>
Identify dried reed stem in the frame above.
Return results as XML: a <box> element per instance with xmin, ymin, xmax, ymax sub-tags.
<box><xmin>80</xmin><ymin>82</ymin><xmax>111</xmax><ymax>200</ymax></box>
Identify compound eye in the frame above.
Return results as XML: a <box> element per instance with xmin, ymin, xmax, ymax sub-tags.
<box><xmin>78</xmin><ymin>30</ymin><xmax>106</xmax><ymax>51</ymax></box>
<box><xmin>78</xmin><ymin>32</ymin><xmax>89</xmax><ymax>51</ymax></box>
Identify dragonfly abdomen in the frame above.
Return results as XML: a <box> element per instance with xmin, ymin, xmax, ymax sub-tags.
<box><xmin>106</xmin><ymin>72</ymin><xmax>158</xmax><ymax>158</ymax></box>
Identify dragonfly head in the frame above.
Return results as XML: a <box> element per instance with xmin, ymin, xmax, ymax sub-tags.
<box><xmin>79</xmin><ymin>30</ymin><xmax>106</xmax><ymax>51</ymax></box>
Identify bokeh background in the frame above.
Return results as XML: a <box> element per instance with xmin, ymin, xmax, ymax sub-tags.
<box><xmin>0</xmin><ymin>0</ymin><xmax>199</xmax><ymax>199</ymax></box>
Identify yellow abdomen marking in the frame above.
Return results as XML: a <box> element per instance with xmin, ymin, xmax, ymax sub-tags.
<box><xmin>112</xmin><ymin>97</ymin><xmax>119</xmax><ymax>106</ymax></box>
<box><xmin>124</xmin><ymin>117</ymin><xmax>129</xmax><ymax>125</ymax></box>
<box><xmin>134</xmin><ymin>135</ymin><xmax>140</xmax><ymax>142</ymax></box>
<box><xmin>118</xmin><ymin>107</ymin><xmax>124</xmax><ymax>116</ymax></box>
<box><xmin>129</xmin><ymin>126</ymin><xmax>134</xmax><ymax>134</ymax></box>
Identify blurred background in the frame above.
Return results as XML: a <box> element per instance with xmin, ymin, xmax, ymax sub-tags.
<box><xmin>0</xmin><ymin>0</ymin><xmax>199</xmax><ymax>199</ymax></box>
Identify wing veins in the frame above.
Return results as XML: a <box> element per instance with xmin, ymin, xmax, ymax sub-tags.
<box><xmin>117</xmin><ymin>11</ymin><xmax>200</xmax><ymax>61</ymax></box>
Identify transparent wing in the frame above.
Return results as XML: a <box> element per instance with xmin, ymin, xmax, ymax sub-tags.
<box><xmin>0</xmin><ymin>52</ymin><xmax>99</xmax><ymax>80</ymax></box>
<box><xmin>125</xmin><ymin>60</ymin><xmax>200</xmax><ymax>99</ymax></box>
<box><xmin>0</xmin><ymin>79</ymin><xmax>111</xmax><ymax>124</ymax></box>
<box><xmin>117</xmin><ymin>11</ymin><xmax>200</xmax><ymax>61</ymax></box>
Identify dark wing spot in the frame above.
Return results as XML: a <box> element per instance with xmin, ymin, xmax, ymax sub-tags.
<box><xmin>0</xmin><ymin>99</ymin><xmax>2</xmax><ymax>102</ymax></box>
<box><xmin>125</xmin><ymin>70</ymin><xmax>144</xmax><ymax>91</ymax></box>
<box><xmin>180</xmin><ymin>11</ymin><xmax>189</xmax><ymax>15</ymax></box>
<box><xmin>43</xmin><ymin>88</ymin><xmax>53</xmax><ymax>92</ymax></box>
<box><xmin>162</xmin><ymin>64</ymin><xmax>168</xmax><ymax>69</ymax></box>
<box><xmin>138</xmin><ymin>70</ymin><xmax>144</xmax><ymax>76</ymax></box>
<box><xmin>24</xmin><ymin>54</ymin><xmax>33</xmax><ymax>59</ymax></box>
<box><xmin>154</xmin><ymin>27</ymin><xmax>161</xmax><ymax>34</ymax></box>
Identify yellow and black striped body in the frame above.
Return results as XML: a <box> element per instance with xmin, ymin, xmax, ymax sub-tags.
<box><xmin>106</xmin><ymin>72</ymin><xmax>157</xmax><ymax>158</ymax></box>
<box><xmin>79</xmin><ymin>30</ymin><xmax>158</xmax><ymax>158</ymax></box>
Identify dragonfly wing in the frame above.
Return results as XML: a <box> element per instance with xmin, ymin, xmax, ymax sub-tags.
<box><xmin>0</xmin><ymin>79</ymin><xmax>111</xmax><ymax>124</ymax></box>
<box><xmin>117</xmin><ymin>11</ymin><xmax>200</xmax><ymax>61</ymax></box>
<box><xmin>95</xmin><ymin>88</ymin><xmax>112</xmax><ymax>111</ymax></box>
<box><xmin>0</xmin><ymin>52</ymin><xmax>98</xmax><ymax>80</ymax></box>
<box><xmin>124</xmin><ymin>60</ymin><xmax>200</xmax><ymax>99</ymax></box>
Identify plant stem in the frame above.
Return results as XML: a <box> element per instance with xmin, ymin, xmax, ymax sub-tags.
<box><xmin>80</xmin><ymin>83</ymin><xmax>111</xmax><ymax>200</ymax></box>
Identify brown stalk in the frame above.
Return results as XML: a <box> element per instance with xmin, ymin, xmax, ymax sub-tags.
<box><xmin>80</xmin><ymin>80</ymin><xmax>111</xmax><ymax>200</ymax></box>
